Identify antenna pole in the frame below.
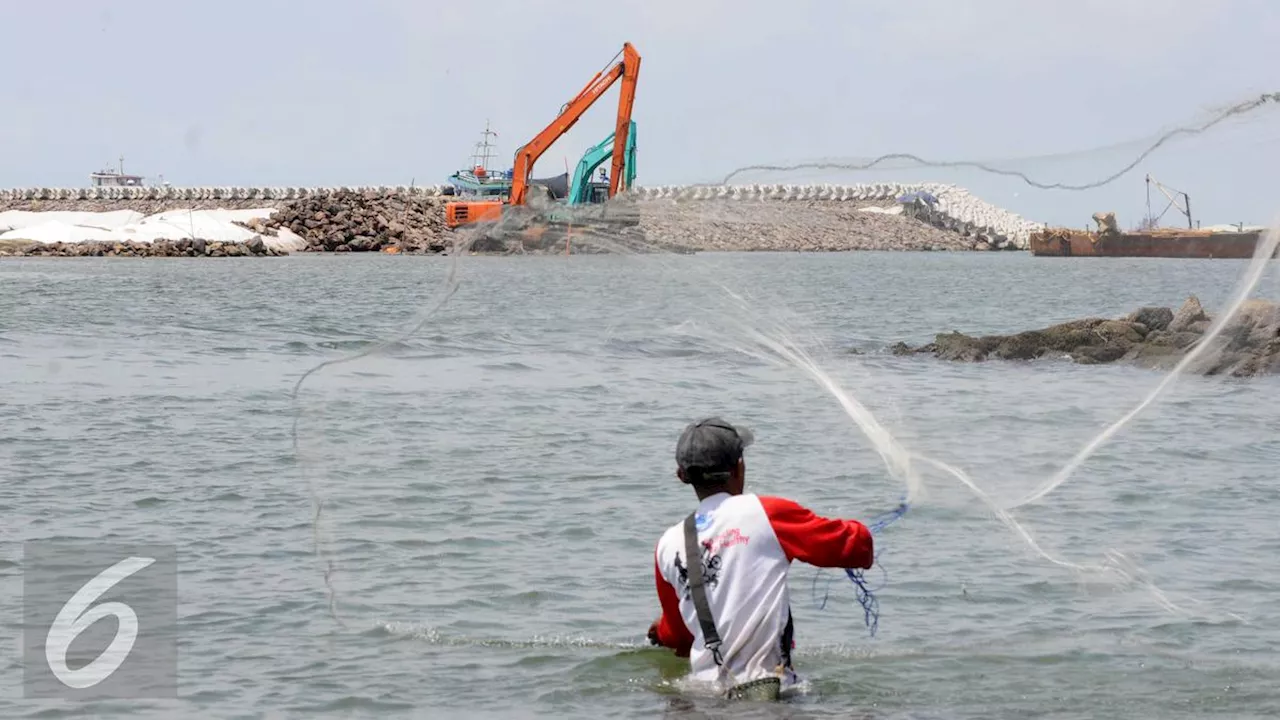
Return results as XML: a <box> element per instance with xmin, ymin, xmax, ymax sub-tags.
<box><xmin>1145</xmin><ymin>173</ymin><xmax>1151</xmax><ymax>228</ymax></box>
<box><xmin>479</xmin><ymin>119</ymin><xmax>496</xmax><ymax>170</ymax></box>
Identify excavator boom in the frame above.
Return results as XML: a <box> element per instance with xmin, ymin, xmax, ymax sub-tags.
<box><xmin>606</xmin><ymin>47</ymin><xmax>639</xmax><ymax>198</ymax></box>
<box><xmin>509</xmin><ymin>43</ymin><xmax>640</xmax><ymax>206</ymax></box>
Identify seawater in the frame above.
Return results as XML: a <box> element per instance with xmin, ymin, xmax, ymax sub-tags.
<box><xmin>2</xmin><ymin>252</ymin><xmax>1278</xmax><ymax>719</ymax></box>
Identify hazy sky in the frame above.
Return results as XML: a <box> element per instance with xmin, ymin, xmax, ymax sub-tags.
<box><xmin>3</xmin><ymin>0</ymin><xmax>1277</xmax><ymax>226</ymax></box>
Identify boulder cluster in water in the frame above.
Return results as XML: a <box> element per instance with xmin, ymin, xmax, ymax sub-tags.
<box><xmin>893</xmin><ymin>296</ymin><xmax>1280</xmax><ymax>377</ymax></box>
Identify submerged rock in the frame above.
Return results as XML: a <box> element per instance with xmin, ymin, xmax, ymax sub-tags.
<box><xmin>897</xmin><ymin>296</ymin><xmax>1280</xmax><ymax>377</ymax></box>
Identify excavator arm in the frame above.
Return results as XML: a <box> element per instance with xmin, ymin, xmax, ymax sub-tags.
<box><xmin>568</xmin><ymin>120</ymin><xmax>637</xmax><ymax>205</ymax></box>
<box><xmin>509</xmin><ymin>42</ymin><xmax>640</xmax><ymax>206</ymax></box>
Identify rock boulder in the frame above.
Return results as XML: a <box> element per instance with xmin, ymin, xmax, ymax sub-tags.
<box><xmin>896</xmin><ymin>296</ymin><xmax>1280</xmax><ymax>377</ymax></box>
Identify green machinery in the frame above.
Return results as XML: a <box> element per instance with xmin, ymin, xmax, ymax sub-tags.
<box><xmin>567</xmin><ymin>121</ymin><xmax>637</xmax><ymax>206</ymax></box>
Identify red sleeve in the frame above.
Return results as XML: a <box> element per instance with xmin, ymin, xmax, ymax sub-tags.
<box><xmin>759</xmin><ymin>495</ymin><xmax>874</xmax><ymax>569</ymax></box>
<box><xmin>652</xmin><ymin>549</ymin><xmax>694</xmax><ymax>656</ymax></box>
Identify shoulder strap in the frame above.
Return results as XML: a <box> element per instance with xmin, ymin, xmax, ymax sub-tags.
<box><xmin>683</xmin><ymin>512</ymin><xmax>725</xmax><ymax>667</ymax></box>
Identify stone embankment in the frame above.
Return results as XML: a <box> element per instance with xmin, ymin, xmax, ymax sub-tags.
<box><xmin>637</xmin><ymin>197</ymin><xmax>1002</xmax><ymax>252</ymax></box>
<box><xmin>259</xmin><ymin>192</ymin><xmax>450</xmax><ymax>253</ymax></box>
<box><xmin>635</xmin><ymin>182</ymin><xmax>1039</xmax><ymax>250</ymax></box>
<box><xmin>0</xmin><ymin>190</ymin><xmax>450</xmax><ymax>257</ymax></box>
<box><xmin>4</xmin><ymin>237</ymin><xmax>285</xmax><ymax>258</ymax></box>
<box><xmin>0</xmin><ymin>183</ymin><xmax>1040</xmax><ymax>257</ymax></box>
<box><xmin>893</xmin><ymin>296</ymin><xmax>1280</xmax><ymax>377</ymax></box>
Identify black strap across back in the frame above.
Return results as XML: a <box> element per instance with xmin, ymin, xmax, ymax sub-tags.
<box><xmin>683</xmin><ymin>511</ymin><xmax>725</xmax><ymax>667</ymax></box>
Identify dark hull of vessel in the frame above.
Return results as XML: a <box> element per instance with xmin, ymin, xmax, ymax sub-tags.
<box><xmin>1030</xmin><ymin>229</ymin><xmax>1267</xmax><ymax>258</ymax></box>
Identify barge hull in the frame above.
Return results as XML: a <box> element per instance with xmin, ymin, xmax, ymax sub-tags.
<box><xmin>1030</xmin><ymin>229</ymin><xmax>1266</xmax><ymax>258</ymax></box>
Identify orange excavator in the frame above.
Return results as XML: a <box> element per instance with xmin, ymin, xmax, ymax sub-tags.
<box><xmin>445</xmin><ymin>43</ymin><xmax>641</xmax><ymax>245</ymax></box>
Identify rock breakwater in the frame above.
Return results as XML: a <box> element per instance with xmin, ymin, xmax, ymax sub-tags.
<box><xmin>635</xmin><ymin>182</ymin><xmax>1039</xmax><ymax>249</ymax></box>
<box><xmin>0</xmin><ymin>190</ymin><xmax>453</xmax><ymax>256</ymax></box>
<box><xmin>259</xmin><ymin>191</ymin><xmax>451</xmax><ymax>253</ymax></box>
<box><xmin>1</xmin><ymin>182</ymin><xmax>1040</xmax><ymax>256</ymax></box>
<box><xmin>638</xmin><ymin>198</ymin><xmax>1008</xmax><ymax>252</ymax></box>
<box><xmin>0</xmin><ymin>237</ymin><xmax>283</xmax><ymax>258</ymax></box>
<box><xmin>892</xmin><ymin>296</ymin><xmax>1280</xmax><ymax>377</ymax></box>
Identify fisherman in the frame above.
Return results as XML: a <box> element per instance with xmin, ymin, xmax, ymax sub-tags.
<box><xmin>647</xmin><ymin>417</ymin><xmax>875</xmax><ymax>701</ymax></box>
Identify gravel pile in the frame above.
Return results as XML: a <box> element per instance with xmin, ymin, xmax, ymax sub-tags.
<box><xmin>637</xmin><ymin>199</ymin><xmax>1010</xmax><ymax>252</ymax></box>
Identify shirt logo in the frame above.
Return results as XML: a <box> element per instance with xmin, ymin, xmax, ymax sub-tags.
<box><xmin>674</xmin><ymin>541</ymin><xmax>722</xmax><ymax>598</ymax></box>
<box><xmin>694</xmin><ymin>513</ymin><xmax>712</xmax><ymax>531</ymax></box>
<box><xmin>710</xmin><ymin>527</ymin><xmax>750</xmax><ymax>554</ymax></box>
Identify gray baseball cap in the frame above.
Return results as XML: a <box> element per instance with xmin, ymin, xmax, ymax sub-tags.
<box><xmin>675</xmin><ymin>417</ymin><xmax>755</xmax><ymax>484</ymax></box>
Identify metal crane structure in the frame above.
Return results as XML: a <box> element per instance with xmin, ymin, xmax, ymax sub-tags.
<box><xmin>1141</xmin><ymin>173</ymin><xmax>1194</xmax><ymax>230</ymax></box>
<box><xmin>445</xmin><ymin>43</ymin><xmax>641</xmax><ymax>241</ymax></box>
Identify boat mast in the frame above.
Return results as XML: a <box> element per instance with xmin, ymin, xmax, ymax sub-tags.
<box><xmin>470</xmin><ymin>120</ymin><xmax>498</xmax><ymax>172</ymax></box>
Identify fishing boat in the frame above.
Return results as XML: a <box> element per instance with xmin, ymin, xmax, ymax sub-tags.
<box><xmin>445</xmin><ymin>122</ymin><xmax>514</xmax><ymax>198</ymax></box>
<box><xmin>90</xmin><ymin>155</ymin><xmax>146</xmax><ymax>188</ymax></box>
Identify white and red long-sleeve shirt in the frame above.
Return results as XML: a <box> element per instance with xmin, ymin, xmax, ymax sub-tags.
<box><xmin>651</xmin><ymin>492</ymin><xmax>873</xmax><ymax>686</ymax></box>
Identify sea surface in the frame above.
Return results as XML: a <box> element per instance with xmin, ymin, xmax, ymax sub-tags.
<box><xmin>1</xmin><ymin>250</ymin><xmax>1278</xmax><ymax>719</ymax></box>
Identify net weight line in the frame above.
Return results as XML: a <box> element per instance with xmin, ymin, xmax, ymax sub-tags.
<box><xmin>715</xmin><ymin>92</ymin><xmax>1279</xmax><ymax>190</ymax></box>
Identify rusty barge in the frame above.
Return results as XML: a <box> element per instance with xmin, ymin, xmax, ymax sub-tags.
<box><xmin>1029</xmin><ymin>226</ymin><xmax>1268</xmax><ymax>258</ymax></box>
<box><xmin>1030</xmin><ymin>174</ymin><xmax>1271</xmax><ymax>258</ymax></box>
